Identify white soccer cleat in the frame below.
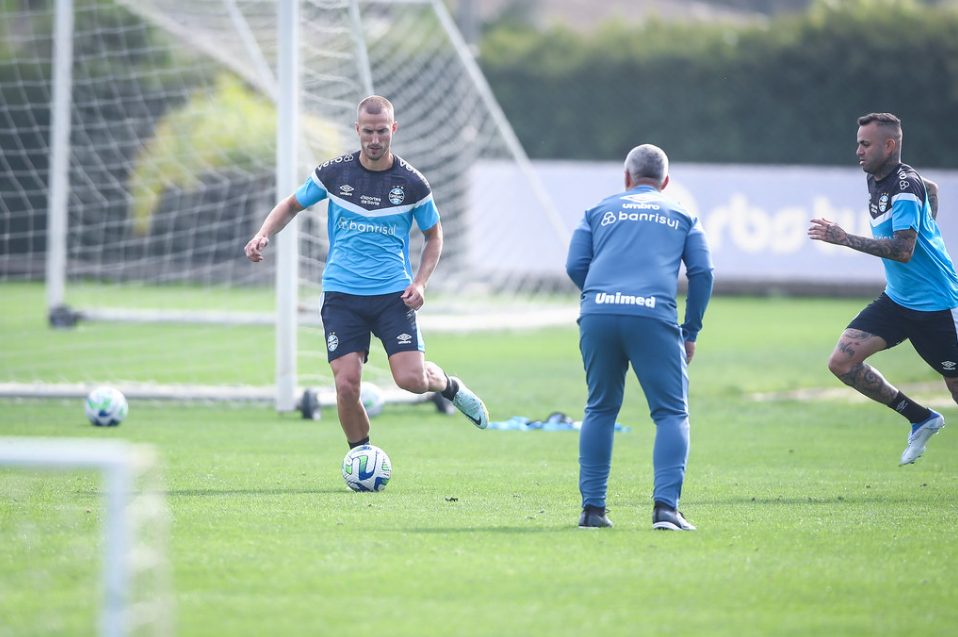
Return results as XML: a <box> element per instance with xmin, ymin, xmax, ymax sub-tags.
<box><xmin>450</xmin><ymin>377</ymin><xmax>489</xmax><ymax>430</ymax></box>
<box><xmin>899</xmin><ymin>410</ymin><xmax>945</xmax><ymax>466</ymax></box>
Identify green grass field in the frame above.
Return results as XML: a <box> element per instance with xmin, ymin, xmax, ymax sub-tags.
<box><xmin>1</xmin><ymin>288</ymin><xmax>956</xmax><ymax>637</ymax></box>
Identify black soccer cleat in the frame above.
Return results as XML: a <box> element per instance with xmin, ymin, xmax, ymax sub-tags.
<box><xmin>578</xmin><ymin>505</ymin><xmax>613</xmax><ymax>529</ymax></box>
<box><xmin>652</xmin><ymin>503</ymin><xmax>696</xmax><ymax>531</ymax></box>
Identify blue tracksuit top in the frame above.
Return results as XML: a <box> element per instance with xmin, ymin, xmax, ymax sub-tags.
<box><xmin>566</xmin><ymin>184</ymin><xmax>714</xmax><ymax>341</ymax></box>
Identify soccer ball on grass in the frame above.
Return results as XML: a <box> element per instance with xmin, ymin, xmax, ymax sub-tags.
<box><xmin>85</xmin><ymin>386</ymin><xmax>128</xmax><ymax>427</ymax></box>
<box><xmin>342</xmin><ymin>444</ymin><xmax>391</xmax><ymax>492</ymax></box>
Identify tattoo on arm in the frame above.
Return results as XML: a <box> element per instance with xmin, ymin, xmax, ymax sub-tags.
<box><xmin>842</xmin><ymin>229</ymin><xmax>917</xmax><ymax>263</ymax></box>
<box><xmin>925</xmin><ymin>180</ymin><xmax>939</xmax><ymax>220</ymax></box>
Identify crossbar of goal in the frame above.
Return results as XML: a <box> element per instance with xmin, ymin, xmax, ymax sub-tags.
<box><xmin>0</xmin><ymin>438</ymin><xmax>162</xmax><ymax>637</ymax></box>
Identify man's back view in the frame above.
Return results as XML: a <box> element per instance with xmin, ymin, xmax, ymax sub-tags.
<box><xmin>566</xmin><ymin>144</ymin><xmax>714</xmax><ymax>530</ymax></box>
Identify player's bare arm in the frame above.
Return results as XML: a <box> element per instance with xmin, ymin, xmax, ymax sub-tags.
<box><xmin>245</xmin><ymin>194</ymin><xmax>305</xmax><ymax>262</ymax></box>
<box><xmin>401</xmin><ymin>221</ymin><xmax>443</xmax><ymax>310</ymax></box>
<box><xmin>808</xmin><ymin>218</ymin><xmax>916</xmax><ymax>263</ymax></box>
<box><xmin>923</xmin><ymin>178</ymin><xmax>939</xmax><ymax>219</ymax></box>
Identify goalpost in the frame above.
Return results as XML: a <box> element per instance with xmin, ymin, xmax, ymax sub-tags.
<box><xmin>0</xmin><ymin>437</ymin><xmax>171</xmax><ymax>637</ymax></box>
<box><xmin>0</xmin><ymin>0</ymin><xmax>572</xmax><ymax>411</ymax></box>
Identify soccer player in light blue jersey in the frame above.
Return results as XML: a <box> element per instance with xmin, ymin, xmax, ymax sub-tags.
<box><xmin>566</xmin><ymin>144</ymin><xmax>714</xmax><ymax>530</ymax></box>
<box><xmin>808</xmin><ymin>112</ymin><xmax>958</xmax><ymax>465</ymax></box>
<box><xmin>245</xmin><ymin>96</ymin><xmax>489</xmax><ymax>448</ymax></box>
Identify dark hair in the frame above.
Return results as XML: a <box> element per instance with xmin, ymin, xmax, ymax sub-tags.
<box><xmin>857</xmin><ymin>112</ymin><xmax>901</xmax><ymax>130</ymax></box>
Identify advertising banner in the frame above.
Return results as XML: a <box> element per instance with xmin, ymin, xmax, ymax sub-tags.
<box><xmin>473</xmin><ymin>161</ymin><xmax>958</xmax><ymax>291</ymax></box>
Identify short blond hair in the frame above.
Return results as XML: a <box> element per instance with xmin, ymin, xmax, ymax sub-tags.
<box><xmin>358</xmin><ymin>95</ymin><xmax>394</xmax><ymax>119</ymax></box>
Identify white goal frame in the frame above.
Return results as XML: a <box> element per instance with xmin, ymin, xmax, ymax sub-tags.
<box><xmin>40</xmin><ymin>0</ymin><xmax>566</xmax><ymax>412</ymax></box>
<box><xmin>0</xmin><ymin>437</ymin><xmax>170</xmax><ymax>637</ymax></box>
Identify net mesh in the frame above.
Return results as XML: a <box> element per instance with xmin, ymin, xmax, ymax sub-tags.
<box><xmin>0</xmin><ymin>0</ymin><xmax>571</xmax><ymax>398</ymax></box>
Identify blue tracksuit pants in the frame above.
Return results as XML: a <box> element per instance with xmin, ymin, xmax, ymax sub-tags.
<box><xmin>578</xmin><ymin>313</ymin><xmax>690</xmax><ymax>510</ymax></box>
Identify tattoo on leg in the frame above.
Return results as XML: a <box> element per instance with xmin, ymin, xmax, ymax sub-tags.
<box><xmin>838</xmin><ymin>362</ymin><xmax>898</xmax><ymax>404</ymax></box>
<box><xmin>837</xmin><ymin>341</ymin><xmax>856</xmax><ymax>358</ymax></box>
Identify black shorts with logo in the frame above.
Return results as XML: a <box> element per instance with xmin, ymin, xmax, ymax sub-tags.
<box><xmin>848</xmin><ymin>292</ymin><xmax>958</xmax><ymax>377</ymax></box>
<box><xmin>320</xmin><ymin>291</ymin><xmax>423</xmax><ymax>363</ymax></box>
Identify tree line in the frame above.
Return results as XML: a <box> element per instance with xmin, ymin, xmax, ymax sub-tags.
<box><xmin>478</xmin><ymin>0</ymin><xmax>958</xmax><ymax>166</ymax></box>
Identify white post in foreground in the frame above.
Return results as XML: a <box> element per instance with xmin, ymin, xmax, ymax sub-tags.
<box><xmin>275</xmin><ymin>0</ymin><xmax>301</xmax><ymax>411</ymax></box>
<box><xmin>0</xmin><ymin>438</ymin><xmax>156</xmax><ymax>637</ymax></box>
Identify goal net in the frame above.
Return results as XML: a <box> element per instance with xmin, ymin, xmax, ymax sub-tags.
<box><xmin>0</xmin><ymin>437</ymin><xmax>171</xmax><ymax>637</ymax></box>
<box><xmin>0</xmin><ymin>0</ymin><xmax>572</xmax><ymax>410</ymax></box>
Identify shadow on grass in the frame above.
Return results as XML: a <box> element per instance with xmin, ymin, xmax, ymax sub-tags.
<box><xmin>695</xmin><ymin>494</ymin><xmax>952</xmax><ymax>506</ymax></box>
<box><xmin>163</xmin><ymin>488</ymin><xmax>344</xmax><ymax>497</ymax></box>
<box><xmin>395</xmin><ymin>526</ymin><xmax>577</xmax><ymax>534</ymax></box>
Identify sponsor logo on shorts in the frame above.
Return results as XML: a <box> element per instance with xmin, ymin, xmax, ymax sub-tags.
<box><xmin>942</xmin><ymin>360</ymin><xmax>957</xmax><ymax>371</ymax></box>
<box><xmin>396</xmin><ymin>333</ymin><xmax>412</xmax><ymax>345</ymax></box>
<box><xmin>388</xmin><ymin>186</ymin><xmax>405</xmax><ymax>205</ymax></box>
<box><xmin>327</xmin><ymin>332</ymin><xmax>339</xmax><ymax>352</ymax></box>
<box><xmin>594</xmin><ymin>292</ymin><xmax>656</xmax><ymax>308</ymax></box>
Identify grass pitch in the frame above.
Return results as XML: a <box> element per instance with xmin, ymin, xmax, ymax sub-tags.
<box><xmin>1</xmin><ymin>293</ymin><xmax>956</xmax><ymax>636</ymax></box>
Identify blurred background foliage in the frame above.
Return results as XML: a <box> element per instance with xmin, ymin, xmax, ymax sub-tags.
<box><xmin>2</xmin><ymin>0</ymin><xmax>957</xmax><ymax>186</ymax></box>
<box><xmin>477</xmin><ymin>0</ymin><xmax>958</xmax><ymax>165</ymax></box>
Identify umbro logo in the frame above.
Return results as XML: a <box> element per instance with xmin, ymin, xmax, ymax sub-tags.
<box><xmin>620</xmin><ymin>194</ymin><xmax>660</xmax><ymax>209</ymax></box>
<box><xmin>942</xmin><ymin>361</ymin><xmax>957</xmax><ymax>371</ymax></box>
<box><xmin>339</xmin><ymin>184</ymin><xmax>354</xmax><ymax>196</ymax></box>
<box><xmin>396</xmin><ymin>333</ymin><xmax>412</xmax><ymax>345</ymax></box>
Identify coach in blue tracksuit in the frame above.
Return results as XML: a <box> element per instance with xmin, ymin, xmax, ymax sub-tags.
<box><xmin>566</xmin><ymin>144</ymin><xmax>714</xmax><ymax>531</ymax></box>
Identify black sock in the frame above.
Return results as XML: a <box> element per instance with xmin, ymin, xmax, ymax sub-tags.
<box><xmin>440</xmin><ymin>374</ymin><xmax>459</xmax><ymax>401</ymax></box>
<box><xmin>887</xmin><ymin>391</ymin><xmax>931</xmax><ymax>424</ymax></box>
<box><xmin>348</xmin><ymin>436</ymin><xmax>370</xmax><ymax>449</ymax></box>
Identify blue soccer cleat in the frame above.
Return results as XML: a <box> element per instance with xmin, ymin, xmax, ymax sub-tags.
<box><xmin>900</xmin><ymin>410</ymin><xmax>945</xmax><ymax>465</ymax></box>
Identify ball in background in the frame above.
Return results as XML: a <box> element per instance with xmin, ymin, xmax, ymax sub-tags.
<box><xmin>360</xmin><ymin>382</ymin><xmax>385</xmax><ymax>418</ymax></box>
<box><xmin>85</xmin><ymin>386</ymin><xmax>128</xmax><ymax>427</ymax></box>
<box><xmin>342</xmin><ymin>444</ymin><xmax>391</xmax><ymax>492</ymax></box>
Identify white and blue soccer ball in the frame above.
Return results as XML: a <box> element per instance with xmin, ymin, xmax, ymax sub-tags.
<box><xmin>360</xmin><ymin>382</ymin><xmax>385</xmax><ymax>418</ymax></box>
<box><xmin>342</xmin><ymin>444</ymin><xmax>391</xmax><ymax>492</ymax></box>
<box><xmin>84</xmin><ymin>386</ymin><xmax>128</xmax><ymax>427</ymax></box>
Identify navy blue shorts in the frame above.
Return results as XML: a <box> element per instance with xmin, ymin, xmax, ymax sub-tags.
<box><xmin>320</xmin><ymin>291</ymin><xmax>424</xmax><ymax>363</ymax></box>
<box><xmin>848</xmin><ymin>292</ymin><xmax>958</xmax><ymax>377</ymax></box>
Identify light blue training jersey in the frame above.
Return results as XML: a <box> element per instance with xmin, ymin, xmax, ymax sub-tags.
<box><xmin>295</xmin><ymin>152</ymin><xmax>440</xmax><ymax>295</ymax></box>
<box><xmin>867</xmin><ymin>163</ymin><xmax>958</xmax><ymax>311</ymax></box>
<box><xmin>566</xmin><ymin>184</ymin><xmax>714</xmax><ymax>341</ymax></box>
